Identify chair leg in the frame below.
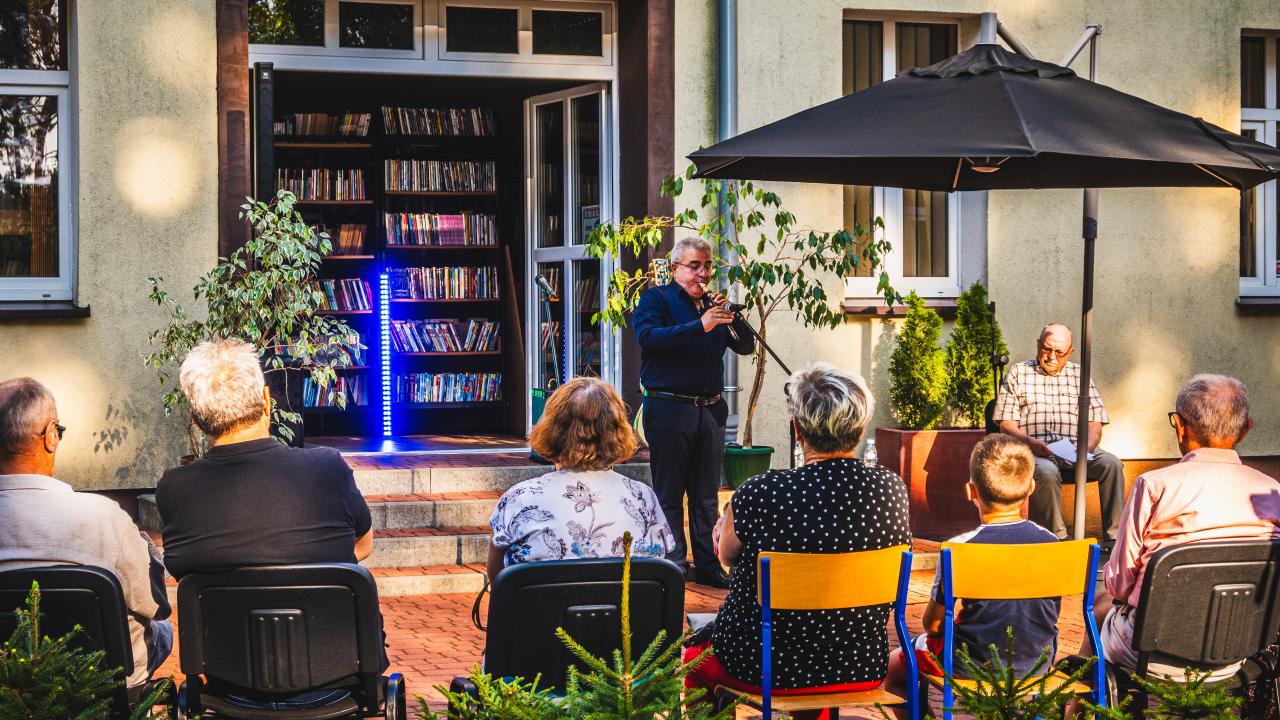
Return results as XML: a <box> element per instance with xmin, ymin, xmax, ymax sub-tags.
<box><xmin>385</xmin><ymin>673</ymin><xmax>406</xmax><ymax>720</ymax></box>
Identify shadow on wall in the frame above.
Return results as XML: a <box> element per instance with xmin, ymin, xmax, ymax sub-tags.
<box><xmin>92</xmin><ymin>398</ymin><xmax>177</xmax><ymax>486</ymax></box>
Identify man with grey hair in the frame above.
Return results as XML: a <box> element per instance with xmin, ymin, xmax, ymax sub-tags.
<box><xmin>0</xmin><ymin>377</ymin><xmax>172</xmax><ymax>688</ymax></box>
<box><xmin>632</xmin><ymin>238</ymin><xmax>754</xmax><ymax>588</ymax></box>
<box><xmin>1096</xmin><ymin>373</ymin><xmax>1280</xmax><ymax>675</ymax></box>
<box><xmin>156</xmin><ymin>339</ymin><xmax>375</xmax><ymax>584</ymax></box>
<box><xmin>993</xmin><ymin>322</ymin><xmax>1126</xmax><ymax>544</ymax></box>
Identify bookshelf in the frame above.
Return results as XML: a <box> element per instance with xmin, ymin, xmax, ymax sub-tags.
<box><xmin>270</xmin><ymin>101</ymin><xmax>514</xmax><ymax>438</ymax></box>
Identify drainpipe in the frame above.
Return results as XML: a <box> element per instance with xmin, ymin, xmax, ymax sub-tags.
<box><xmin>718</xmin><ymin>0</ymin><xmax>742</xmax><ymax>444</ymax></box>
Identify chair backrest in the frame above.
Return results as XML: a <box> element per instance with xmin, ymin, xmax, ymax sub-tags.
<box><xmin>942</xmin><ymin>538</ymin><xmax>1096</xmax><ymax>599</ymax></box>
<box><xmin>177</xmin><ymin>563</ymin><xmax>384</xmax><ymax>700</ymax></box>
<box><xmin>485</xmin><ymin>557</ymin><xmax>684</xmax><ymax>691</ymax></box>
<box><xmin>757</xmin><ymin>544</ymin><xmax>910</xmax><ymax>610</ymax></box>
<box><xmin>0</xmin><ymin>566</ymin><xmax>134</xmax><ymax>717</ymax></box>
<box><xmin>1132</xmin><ymin>540</ymin><xmax>1280</xmax><ymax>671</ymax></box>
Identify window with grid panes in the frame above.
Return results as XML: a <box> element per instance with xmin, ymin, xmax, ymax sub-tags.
<box><xmin>842</xmin><ymin>18</ymin><xmax>959</xmax><ymax>298</ymax></box>
<box><xmin>0</xmin><ymin>0</ymin><xmax>74</xmax><ymax>301</ymax></box>
<box><xmin>1241</xmin><ymin>34</ymin><xmax>1279</xmax><ymax>295</ymax></box>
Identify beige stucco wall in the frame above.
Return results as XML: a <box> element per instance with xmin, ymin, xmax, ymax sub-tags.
<box><xmin>0</xmin><ymin>1</ymin><xmax>218</xmax><ymax>489</ymax></box>
<box><xmin>676</xmin><ymin>0</ymin><xmax>1280</xmax><ymax>466</ymax></box>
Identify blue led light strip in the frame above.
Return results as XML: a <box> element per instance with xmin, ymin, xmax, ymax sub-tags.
<box><xmin>379</xmin><ymin>272</ymin><xmax>392</xmax><ymax>437</ymax></box>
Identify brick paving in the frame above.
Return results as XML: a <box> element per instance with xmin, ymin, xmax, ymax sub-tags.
<box><xmin>153</xmin><ymin>572</ymin><xmax>1091</xmax><ymax>718</ymax></box>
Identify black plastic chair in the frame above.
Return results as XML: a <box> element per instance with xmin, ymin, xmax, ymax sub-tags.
<box><xmin>0</xmin><ymin>565</ymin><xmax>170</xmax><ymax>719</ymax></box>
<box><xmin>176</xmin><ymin>563</ymin><xmax>405</xmax><ymax>719</ymax></box>
<box><xmin>1115</xmin><ymin>540</ymin><xmax>1280</xmax><ymax>713</ymax></box>
<box><xmin>458</xmin><ymin>558</ymin><xmax>685</xmax><ymax>694</ymax></box>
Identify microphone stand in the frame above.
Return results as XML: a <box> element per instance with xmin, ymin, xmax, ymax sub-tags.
<box><xmin>729</xmin><ymin>314</ymin><xmax>799</xmax><ymax>469</ymax></box>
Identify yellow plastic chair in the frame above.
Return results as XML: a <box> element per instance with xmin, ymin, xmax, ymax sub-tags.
<box><xmin>715</xmin><ymin>544</ymin><xmax>917</xmax><ymax>720</ymax></box>
<box><xmin>928</xmin><ymin>539</ymin><xmax>1107</xmax><ymax>720</ymax></box>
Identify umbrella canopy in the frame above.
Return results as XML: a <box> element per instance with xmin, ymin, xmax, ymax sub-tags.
<box><xmin>689</xmin><ymin>44</ymin><xmax>1280</xmax><ymax>191</ymax></box>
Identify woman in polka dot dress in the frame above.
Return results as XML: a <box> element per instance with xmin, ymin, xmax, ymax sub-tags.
<box><xmin>684</xmin><ymin>362</ymin><xmax>911</xmax><ymax>707</ymax></box>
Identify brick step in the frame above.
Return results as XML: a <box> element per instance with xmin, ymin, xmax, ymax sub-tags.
<box><xmin>367</xmin><ymin>526</ymin><xmax>490</xmax><ymax>568</ymax></box>
<box><xmin>352</xmin><ymin>462</ymin><xmax>652</xmax><ymax>498</ymax></box>
<box><xmin>367</xmin><ymin>493</ymin><xmax>502</xmax><ymax>531</ymax></box>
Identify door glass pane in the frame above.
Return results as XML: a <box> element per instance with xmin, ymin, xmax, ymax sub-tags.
<box><xmin>340</xmin><ymin>2</ymin><xmax>414</xmax><ymax>50</ymax></box>
<box><xmin>842</xmin><ymin>21</ymin><xmax>882</xmax><ymax>278</ymax></box>
<box><xmin>571</xmin><ymin>95</ymin><xmax>600</xmax><ymax>245</ymax></box>
<box><xmin>572</xmin><ymin>260</ymin><xmax>601</xmax><ymax>378</ymax></box>
<box><xmin>1241</xmin><ymin>127</ymin><xmax>1260</xmax><ymax>279</ymax></box>
<box><xmin>248</xmin><ymin>0</ymin><xmax>325</xmax><ymax>46</ymax></box>
<box><xmin>0</xmin><ymin>95</ymin><xmax>58</xmax><ymax>278</ymax></box>
<box><xmin>898</xmin><ymin>23</ymin><xmax>956</xmax><ymax>278</ymax></box>
<box><xmin>1242</xmin><ymin>37</ymin><xmax>1266</xmax><ymax>109</ymax></box>
<box><xmin>445</xmin><ymin>6</ymin><xmax>518</xmax><ymax>54</ymax></box>
<box><xmin>535</xmin><ymin>261</ymin><xmax>565</xmax><ymax>389</ymax></box>
<box><xmin>532</xmin><ymin>11</ymin><xmax>602</xmax><ymax>56</ymax></box>
<box><xmin>535</xmin><ymin>102</ymin><xmax>564</xmax><ymax>248</ymax></box>
<box><xmin>0</xmin><ymin>0</ymin><xmax>65</xmax><ymax>69</ymax></box>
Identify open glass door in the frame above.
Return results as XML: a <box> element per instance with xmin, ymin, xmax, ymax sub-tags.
<box><xmin>525</xmin><ymin>83</ymin><xmax>615</xmax><ymax>430</ymax></box>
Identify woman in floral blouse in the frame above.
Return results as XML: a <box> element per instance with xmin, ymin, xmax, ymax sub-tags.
<box><xmin>487</xmin><ymin>377</ymin><xmax>675</xmax><ymax>580</ymax></box>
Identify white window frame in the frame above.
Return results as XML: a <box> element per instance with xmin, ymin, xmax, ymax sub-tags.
<box><xmin>1241</xmin><ymin>32</ymin><xmax>1280</xmax><ymax>297</ymax></box>
<box><xmin>248</xmin><ymin>0</ymin><xmax>615</xmax><ymax>79</ymax></box>
<box><xmin>0</xmin><ymin>5</ymin><xmax>75</xmax><ymax>302</ymax></box>
<box><xmin>843</xmin><ymin>15</ymin><xmax>963</xmax><ymax>301</ymax></box>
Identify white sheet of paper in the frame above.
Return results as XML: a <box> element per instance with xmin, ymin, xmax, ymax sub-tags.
<box><xmin>1045</xmin><ymin>437</ymin><xmax>1097</xmax><ymax>463</ymax></box>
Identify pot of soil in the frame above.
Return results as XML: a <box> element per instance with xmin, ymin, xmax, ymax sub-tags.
<box><xmin>723</xmin><ymin>444</ymin><xmax>774</xmax><ymax>490</ymax></box>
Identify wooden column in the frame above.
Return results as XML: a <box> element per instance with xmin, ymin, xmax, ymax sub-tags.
<box><xmin>216</xmin><ymin>0</ymin><xmax>250</xmax><ymax>256</ymax></box>
<box><xmin>617</xmin><ymin>0</ymin><xmax>675</xmax><ymax>416</ymax></box>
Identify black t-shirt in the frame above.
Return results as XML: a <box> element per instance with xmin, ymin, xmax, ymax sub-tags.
<box><xmin>711</xmin><ymin>458</ymin><xmax>912</xmax><ymax>688</ymax></box>
<box><xmin>157</xmin><ymin>438</ymin><xmax>373</xmax><ymax>580</ymax></box>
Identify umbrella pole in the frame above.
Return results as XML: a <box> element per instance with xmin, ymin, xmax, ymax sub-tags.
<box><xmin>1073</xmin><ymin>189</ymin><xmax>1097</xmax><ymax>541</ymax></box>
<box><xmin>1072</xmin><ymin>27</ymin><xmax>1102</xmax><ymax>541</ymax></box>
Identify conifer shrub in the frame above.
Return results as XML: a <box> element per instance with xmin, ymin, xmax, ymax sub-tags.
<box><xmin>888</xmin><ymin>292</ymin><xmax>948</xmax><ymax>430</ymax></box>
<box><xmin>944</xmin><ymin>281</ymin><xmax>1007</xmax><ymax>428</ymax></box>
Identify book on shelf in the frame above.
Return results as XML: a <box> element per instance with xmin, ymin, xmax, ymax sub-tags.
<box><xmin>394</xmin><ymin>372</ymin><xmax>502</xmax><ymax>403</ymax></box>
<box><xmin>316</xmin><ymin>330</ymin><xmax>367</xmax><ymax>366</ymax></box>
<box><xmin>390</xmin><ymin>318</ymin><xmax>500</xmax><ymax>353</ymax></box>
<box><xmin>277</xmin><ymin>168</ymin><xmax>367</xmax><ymax>201</ymax></box>
<box><xmin>275</xmin><ymin>112</ymin><xmax>372</xmax><ymax>137</ymax></box>
<box><xmin>381</xmin><ymin>106</ymin><xmax>496</xmax><ymax>136</ymax></box>
<box><xmin>385</xmin><ymin>212</ymin><xmax>496</xmax><ymax>246</ymax></box>
<box><xmin>318</xmin><ymin>223</ymin><xmax>367</xmax><ymax>255</ymax></box>
<box><xmin>316</xmin><ymin>278</ymin><xmax>373</xmax><ymax>311</ymax></box>
<box><xmin>384</xmin><ymin>159</ymin><xmax>495</xmax><ymax>192</ymax></box>
<box><xmin>539</xmin><ymin>320</ymin><xmax>561</xmax><ymax>350</ymax></box>
<box><xmin>538</xmin><ymin>266</ymin><xmax>562</xmax><ymax>296</ymax></box>
<box><xmin>303</xmin><ymin>375</ymin><xmax>368</xmax><ymax>408</ymax></box>
<box><xmin>387</xmin><ymin>266</ymin><xmax>498</xmax><ymax>300</ymax></box>
<box><xmin>575</xmin><ymin>276</ymin><xmax>598</xmax><ymax>311</ymax></box>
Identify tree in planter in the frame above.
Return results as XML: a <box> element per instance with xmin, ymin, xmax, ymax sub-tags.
<box><xmin>888</xmin><ymin>292</ymin><xmax>948</xmax><ymax>430</ymax></box>
<box><xmin>944</xmin><ymin>281</ymin><xmax>1008</xmax><ymax>428</ymax></box>
<box><xmin>587</xmin><ymin>165</ymin><xmax>900</xmax><ymax>447</ymax></box>
<box><xmin>144</xmin><ymin>190</ymin><xmax>360</xmax><ymax>452</ymax></box>
<box><xmin>0</xmin><ymin>583</ymin><xmax>171</xmax><ymax>719</ymax></box>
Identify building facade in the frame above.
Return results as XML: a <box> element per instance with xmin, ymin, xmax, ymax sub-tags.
<box><xmin>0</xmin><ymin>0</ymin><xmax>1277</xmax><ymax>489</ymax></box>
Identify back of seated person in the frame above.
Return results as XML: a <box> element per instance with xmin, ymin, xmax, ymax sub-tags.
<box><xmin>1096</xmin><ymin>374</ymin><xmax>1280</xmax><ymax>679</ymax></box>
<box><xmin>0</xmin><ymin>377</ymin><xmax>172</xmax><ymax>688</ymax></box>
<box><xmin>888</xmin><ymin>434</ymin><xmax>1059</xmax><ymax>697</ymax></box>
<box><xmin>157</xmin><ymin>339</ymin><xmax>374</xmax><ymax>580</ymax></box>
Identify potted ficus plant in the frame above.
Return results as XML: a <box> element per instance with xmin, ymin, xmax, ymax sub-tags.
<box><xmin>144</xmin><ymin>190</ymin><xmax>362</xmax><ymax>456</ymax></box>
<box><xmin>587</xmin><ymin>165</ymin><xmax>899</xmax><ymax>487</ymax></box>
<box><xmin>877</xmin><ymin>282</ymin><xmax>1007</xmax><ymax>539</ymax></box>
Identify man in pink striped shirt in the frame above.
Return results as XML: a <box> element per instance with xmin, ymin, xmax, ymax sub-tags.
<box><xmin>1098</xmin><ymin>374</ymin><xmax>1280</xmax><ymax>676</ymax></box>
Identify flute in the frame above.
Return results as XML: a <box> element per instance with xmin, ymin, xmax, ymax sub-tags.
<box><xmin>699</xmin><ymin>283</ymin><xmax>740</xmax><ymax>341</ymax></box>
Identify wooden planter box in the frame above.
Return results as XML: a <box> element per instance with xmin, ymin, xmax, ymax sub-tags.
<box><xmin>876</xmin><ymin>427</ymin><xmax>987</xmax><ymax>540</ymax></box>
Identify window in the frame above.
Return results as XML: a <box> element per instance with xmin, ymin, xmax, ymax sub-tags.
<box><xmin>1240</xmin><ymin>33</ymin><xmax>1278</xmax><ymax>295</ymax></box>
<box><xmin>0</xmin><ymin>0</ymin><xmax>73</xmax><ymax>301</ymax></box>
<box><xmin>340</xmin><ymin>2</ymin><xmax>415</xmax><ymax>50</ymax></box>
<box><xmin>439</xmin><ymin>1</ymin><xmax>610</xmax><ymax>64</ymax></box>
<box><xmin>445</xmin><ymin>6</ymin><xmax>518</xmax><ymax>54</ymax></box>
<box><xmin>842</xmin><ymin>17</ymin><xmax>961</xmax><ymax>299</ymax></box>
<box><xmin>532</xmin><ymin>10</ymin><xmax>602</xmax><ymax>57</ymax></box>
<box><xmin>248</xmin><ymin>0</ymin><xmax>325</xmax><ymax>46</ymax></box>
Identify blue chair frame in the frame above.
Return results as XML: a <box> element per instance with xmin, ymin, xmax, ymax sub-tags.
<box><xmin>939</xmin><ymin>542</ymin><xmax>1106</xmax><ymax>719</ymax></box>
<box><xmin>759</xmin><ymin>550</ymin><xmax>918</xmax><ymax>720</ymax></box>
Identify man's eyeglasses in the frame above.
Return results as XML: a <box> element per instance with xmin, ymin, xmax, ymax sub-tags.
<box><xmin>39</xmin><ymin>422</ymin><xmax>65</xmax><ymax>441</ymax></box>
<box><xmin>674</xmin><ymin>261</ymin><xmax>712</xmax><ymax>273</ymax></box>
<box><xmin>1168</xmin><ymin>411</ymin><xmax>1180</xmax><ymax>429</ymax></box>
<box><xmin>1038</xmin><ymin>345</ymin><xmax>1071</xmax><ymax>360</ymax></box>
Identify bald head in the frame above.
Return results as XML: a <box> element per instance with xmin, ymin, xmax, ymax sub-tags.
<box><xmin>1176</xmin><ymin>374</ymin><xmax>1250</xmax><ymax>447</ymax></box>
<box><xmin>1038</xmin><ymin>323</ymin><xmax>1073</xmax><ymax>347</ymax></box>
<box><xmin>1035</xmin><ymin>323</ymin><xmax>1075</xmax><ymax>375</ymax></box>
<box><xmin>0</xmin><ymin>378</ymin><xmax>58</xmax><ymax>472</ymax></box>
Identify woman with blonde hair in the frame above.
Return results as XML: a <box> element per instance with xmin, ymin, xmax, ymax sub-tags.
<box><xmin>487</xmin><ymin>377</ymin><xmax>675</xmax><ymax>581</ymax></box>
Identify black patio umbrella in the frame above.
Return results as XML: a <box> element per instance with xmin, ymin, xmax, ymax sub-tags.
<box><xmin>690</xmin><ymin>41</ymin><xmax>1280</xmax><ymax>539</ymax></box>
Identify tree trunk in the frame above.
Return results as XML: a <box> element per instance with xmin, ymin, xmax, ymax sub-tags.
<box><xmin>742</xmin><ymin>309</ymin><xmax>768</xmax><ymax>447</ymax></box>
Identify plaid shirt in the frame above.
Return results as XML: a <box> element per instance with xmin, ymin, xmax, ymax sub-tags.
<box><xmin>993</xmin><ymin>360</ymin><xmax>1109</xmax><ymax>442</ymax></box>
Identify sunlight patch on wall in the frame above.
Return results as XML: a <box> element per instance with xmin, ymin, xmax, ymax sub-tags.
<box><xmin>115</xmin><ymin>117</ymin><xmax>198</xmax><ymax>217</ymax></box>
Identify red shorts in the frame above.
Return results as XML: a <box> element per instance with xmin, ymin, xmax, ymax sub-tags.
<box><xmin>682</xmin><ymin>640</ymin><xmax>884</xmax><ymax>696</ymax></box>
<box><xmin>890</xmin><ymin>633</ymin><xmax>946</xmax><ymax>677</ymax></box>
